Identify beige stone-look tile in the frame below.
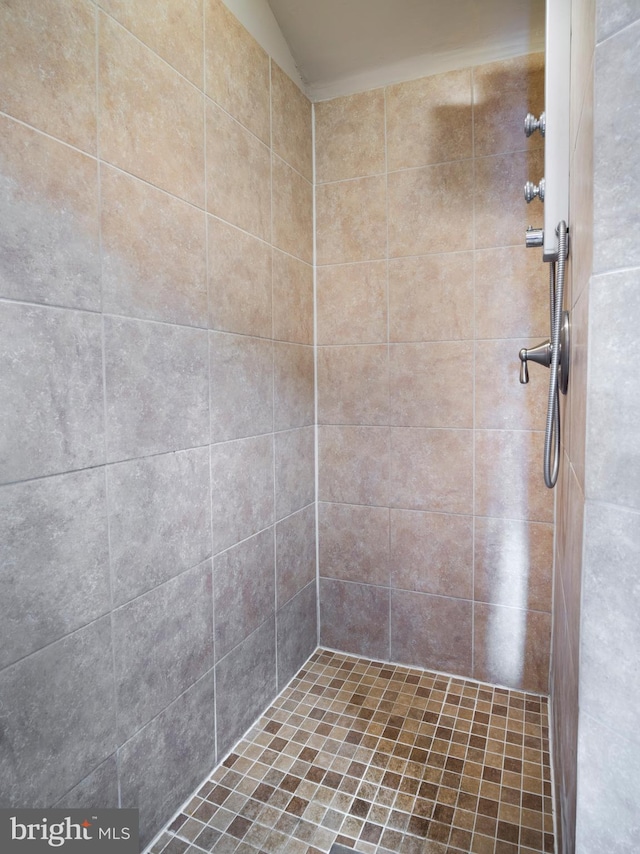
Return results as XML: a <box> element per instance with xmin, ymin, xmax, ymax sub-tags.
<box><xmin>274</xmin><ymin>343</ymin><xmax>315</xmax><ymax>431</ymax></box>
<box><xmin>316</xmin><ymin>262</ymin><xmax>387</xmax><ymax>345</ymax></box>
<box><xmin>0</xmin><ymin>0</ymin><xmax>96</xmax><ymax>153</ymax></box>
<box><xmin>0</xmin><ymin>115</ymin><xmax>100</xmax><ymax>311</ymax></box>
<box><xmin>101</xmin><ymin>165</ymin><xmax>207</xmax><ymax>326</ymax></box>
<box><xmin>207</xmin><ymin>216</ymin><xmax>271</xmax><ymax>337</ymax></box>
<box><xmin>474</xmin><ymin>149</ymin><xmax>543</xmax><ymax>250</ymax></box>
<box><xmin>390</xmin><ymin>342</ymin><xmax>473</xmax><ymax>428</ymax></box>
<box><xmin>475</xmin><ymin>246</ymin><xmax>549</xmax><ymax>340</ymax></box>
<box><xmin>475</xmin><ymin>339</ymin><xmax>548</xmax><ymax>431</ymax></box>
<box><xmin>273</xmin><ymin>251</ymin><xmax>313</xmax><ymax>345</ymax></box>
<box><xmin>567</xmin><ymin>287</ymin><xmax>588</xmax><ymax>491</ymax></box>
<box><xmin>315</xmin><ymin>89</ymin><xmax>385</xmax><ymax>183</ymax></box>
<box><xmin>210</xmin><ymin>435</ymin><xmax>274</xmax><ymax>554</ymax></box>
<box><xmin>390</xmin><ymin>509</ymin><xmax>473</xmax><ymax>599</ymax></box>
<box><xmin>319</xmin><ymin>502</ymin><xmax>390</xmax><ymax>587</ymax></box>
<box><xmin>388</xmin><ymin>160</ymin><xmax>474</xmax><ymax>257</ymax></box>
<box><xmin>474</xmin><ymin>603</ymin><xmax>551</xmax><ymax>693</ymax></box>
<box><xmin>99</xmin><ymin>14</ymin><xmax>203</xmax><ymax>207</ymax></box>
<box><xmin>390</xmin><ymin>427</ymin><xmax>473</xmax><ymax>515</ymax></box>
<box><xmin>473</xmin><ymin>54</ymin><xmax>545</xmax><ymax>157</ymax></box>
<box><xmin>388</xmin><ymin>253</ymin><xmax>474</xmax><ymax>342</ymax></box>
<box><xmin>204</xmin><ymin>0</ymin><xmax>269</xmax><ymax>143</ymax></box>
<box><xmin>99</xmin><ymin>0</ymin><xmax>203</xmax><ymax>86</ymax></box>
<box><xmin>320</xmin><ymin>579</ymin><xmax>390</xmax><ymax>661</ymax></box>
<box><xmin>475</xmin><ymin>430</ymin><xmax>553</xmax><ymax>523</ymax></box>
<box><xmin>391</xmin><ymin>590</ymin><xmax>473</xmax><ymax>676</ymax></box>
<box><xmin>206</xmin><ymin>101</ymin><xmax>271</xmax><ymax>240</ymax></box>
<box><xmin>318</xmin><ymin>426</ymin><xmax>389</xmax><ymax>507</ymax></box>
<box><xmin>210</xmin><ymin>332</ymin><xmax>273</xmax><ymax>442</ymax></box>
<box><xmin>316</xmin><ymin>176</ymin><xmax>386</xmax><ymax>265</ymax></box>
<box><xmin>274</xmin><ymin>426</ymin><xmax>314</xmax><ymax>520</ymax></box>
<box><xmin>386</xmin><ymin>68</ymin><xmax>473</xmax><ymax>170</ymax></box>
<box><xmin>474</xmin><ymin>517</ymin><xmax>553</xmax><ymax>613</ymax></box>
<box><xmin>318</xmin><ymin>345</ymin><xmax>389</xmax><ymax>426</ymax></box>
<box><xmin>569</xmin><ymin>64</ymin><xmax>593</xmax><ymax>308</ymax></box>
<box><xmin>271</xmin><ymin>62</ymin><xmax>312</xmax><ymax>181</ymax></box>
<box><xmin>272</xmin><ymin>156</ymin><xmax>313</xmax><ymax>264</ymax></box>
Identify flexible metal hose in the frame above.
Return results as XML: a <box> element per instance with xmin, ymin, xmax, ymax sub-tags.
<box><xmin>543</xmin><ymin>221</ymin><xmax>567</xmax><ymax>488</ymax></box>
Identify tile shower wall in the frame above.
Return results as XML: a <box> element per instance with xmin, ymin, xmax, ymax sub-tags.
<box><xmin>315</xmin><ymin>55</ymin><xmax>555</xmax><ymax>695</ymax></box>
<box><xmin>0</xmin><ymin>0</ymin><xmax>315</xmax><ymax>845</ymax></box>
<box><xmin>550</xmin><ymin>0</ymin><xmax>594</xmax><ymax>850</ymax></box>
<box><xmin>573</xmin><ymin>0</ymin><xmax>640</xmax><ymax>851</ymax></box>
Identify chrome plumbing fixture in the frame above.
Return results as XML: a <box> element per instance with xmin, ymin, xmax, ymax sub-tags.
<box><xmin>524</xmin><ymin>178</ymin><xmax>545</xmax><ymax>204</ymax></box>
<box><xmin>518</xmin><ymin>221</ymin><xmax>570</xmax><ymax>488</ymax></box>
<box><xmin>526</xmin><ymin>226</ymin><xmax>544</xmax><ymax>248</ymax></box>
<box><xmin>524</xmin><ymin>111</ymin><xmax>546</xmax><ymax>137</ymax></box>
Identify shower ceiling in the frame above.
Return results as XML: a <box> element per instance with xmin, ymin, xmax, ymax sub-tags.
<box><xmin>266</xmin><ymin>0</ymin><xmax>545</xmax><ymax>99</ymax></box>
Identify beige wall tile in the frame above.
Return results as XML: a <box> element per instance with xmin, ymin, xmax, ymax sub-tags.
<box><xmin>473</xmin><ymin>54</ymin><xmax>545</xmax><ymax>157</ymax></box>
<box><xmin>391</xmin><ymin>590</ymin><xmax>472</xmax><ymax>676</ymax></box>
<box><xmin>99</xmin><ymin>0</ymin><xmax>203</xmax><ymax>87</ymax></box>
<box><xmin>207</xmin><ymin>217</ymin><xmax>271</xmax><ymax>337</ymax></box>
<box><xmin>316</xmin><ymin>176</ymin><xmax>387</xmax><ymax>265</ymax></box>
<box><xmin>387</xmin><ymin>69</ymin><xmax>473</xmax><ymax>170</ymax></box>
<box><xmin>271</xmin><ymin>62</ymin><xmax>312</xmax><ymax>181</ymax></box>
<box><xmin>101</xmin><ymin>166</ymin><xmax>207</xmax><ymax>327</ymax></box>
<box><xmin>209</xmin><ymin>332</ymin><xmax>273</xmax><ymax>442</ymax></box>
<box><xmin>99</xmin><ymin>14</ymin><xmax>203</xmax><ymax>207</ymax></box>
<box><xmin>272</xmin><ymin>251</ymin><xmax>313</xmax><ymax>345</ymax></box>
<box><xmin>390</xmin><ymin>342</ymin><xmax>473</xmax><ymax>428</ymax></box>
<box><xmin>474</xmin><ymin>517</ymin><xmax>553</xmax><ymax>613</ymax></box>
<box><xmin>318</xmin><ymin>426</ymin><xmax>390</xmax><ymax>507</ymax></box>
<box><xmin>475</xmin><ymin>246</ymin><xmax>549</xmax><ymax>339</ymax></box>
<box><xmin>319</xmin><ymin>502</ymin><xmax>390</xmax><ymax>586</ymax></box>
<box><xmin>0</xmin><ymin>115</ymin><xmax>100</xmax><ymax>311</ymax></box>
<box><xmin>474</xmin><ymin>603</ymin><xmax>550</xmax><ymax>693</ymax></box>
<box><xmin>475</xmin><ymin>430</ymin><xmax>553</xmax><ymax>523</ymax></box>
<box><xmin>204</xmin><ymin>0</ymin><xmax>269</xmax><ymax>143</ymax></box>
<box><xmin>388</xmin><ymin>160</ymin><xmax>474</xmax><ymax>257</ymax></box>
<box><xmin>475</xmin><ymin>339</ymin><xmax>548</xmax><ymax>431</ymax></box>
<box><xmin>206</xmin><ymin>101</ymin><xmax>270</xmax><ymax>240</ymax></box>
<box><xmin>0</xmin><ymin>0</ymin><xmax>96</xmax><ymax>153</ymax></box>
<box><xmin>272</xmin><ymin>156</ymin><xmax>313</xmax><ymax>263</ymax></box>
<box><xmin>273</xmin><ymin>343</ymin><xmax>315</xmax><ymax>431</ymax></box>
<box><xmin>318</xmin><ymin>345</ymin><xmax>389</xmax><ymax>426</ymax></box>
<box><xmin>474</xmin><ymin>149</ymin><xmax>544</xmax><ymax>249</ymax></box>
<box><xmin>390</xmin><ymin>510</ymin><xmax>473</xmax><ymax>599</ymax></box>
<box><xmin>320</xmin><ymin>579</ymin><xmax>390</xmax><ymax>660</ymax></box>
<box><xmin>390</xmin><ymin>427</ymin><xmax>473</xmax><ymax>514</ymax></box>
<box><xmin>317</xmin><ymin>262</ymin><xmax>387</xmax><ymax>345</ymax></box>
<box><xmin>315</xmin><ymin>89</ymin><xmax>385</xmax><ymax>183</ymax></box>
<box><xmin>567</xmin><ymin>287</ymin><xmax>589</xmax><ymax>491</ymax></box>
<box><xmin>274</xmin><ymin>426</ymin><xmax>314</xmax><ymax>520</ymax></box>
<box><xmin>388</xmin><ymin>253</ymin><xmax>474</xmax><ymax>342</ymax></box>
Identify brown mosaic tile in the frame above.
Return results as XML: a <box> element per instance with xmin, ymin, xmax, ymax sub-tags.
<box><xmin>153</xmin><ymin>649</ymin><xmax>553</xmax><ymax>854</ymax></box>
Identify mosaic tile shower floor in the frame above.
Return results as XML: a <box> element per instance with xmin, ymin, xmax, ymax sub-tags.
<box><xmin>150</xmin><ymin>649</ymin><xmax>554</xmax><ymax>854</ymax></box>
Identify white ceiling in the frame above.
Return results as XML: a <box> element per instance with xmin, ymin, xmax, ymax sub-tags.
<box><xmin>265</xmin><ymin>0</ymin><xmax>545</xmax><ymax>100</ymax></box>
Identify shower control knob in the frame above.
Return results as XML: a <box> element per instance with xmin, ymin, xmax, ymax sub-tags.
<box><xmin>524</xmin><ymin>112</ymin><xmax>546</xmax><ymax>137</ymax></box>
<box><xmin>524</xmin><ymin>178</ymin><xmax>545</xmax><ymax>203</ymax></box>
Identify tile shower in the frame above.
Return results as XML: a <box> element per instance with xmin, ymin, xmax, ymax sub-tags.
<box><xmin>2</xmin><ymin>0</ymin><xmax>639</xmax><ymax>852</ymax></box>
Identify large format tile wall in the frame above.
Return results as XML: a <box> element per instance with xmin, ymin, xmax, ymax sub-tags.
<box><xmin>0</xmin><ymin>0</ymin><xmax>315</xmax><ymax>845</ymax></box>
<box><xmin>315</xmin><ymin>55</ymin><xmax>555</xmax><ymax>695</ymax></box>
<box><xmin>550</xmin><ymin>0</ymin><xmax>594</xmax><ymax>850</ymax></box>
<box><xmin>573</xmin><ymin>0</ymin><xmax>640</xmax><ymax>850</ymax></box>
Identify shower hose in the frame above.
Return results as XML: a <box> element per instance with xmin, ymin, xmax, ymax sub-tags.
<box><xmin>544</xmin><ymin>220</ymin><xmax>568</xmax><ymax>488</ymax></box>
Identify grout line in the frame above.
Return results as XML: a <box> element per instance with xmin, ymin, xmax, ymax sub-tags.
<box><xmin>470</xmin><ymin>65</ymin><xmax>477</xmax><ymax>680</ymax></box>
<box><xmin>383</xmin><ymin>85</ymin><xmax>392</xmax><ymax>664</ymax></box>
<box><xmin>312</xmin><ymin>101</ymin><xmax>321</xmax><ymax>649</ymax></box>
